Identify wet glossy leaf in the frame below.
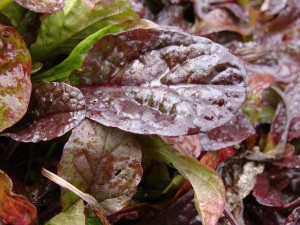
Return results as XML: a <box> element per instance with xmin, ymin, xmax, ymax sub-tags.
<box><xmin>29</xmin><ymin>0</ymin><xmax>138</xmax><ymax>61</ymax></box>
<box><xmin>272</xmin><ymin>155</ymin><xmax>300</xmax><ymax>169</ymax></box>
<box><xmin>0</xmin><ymin>170</ymin><xmax>37</xmax><ymax>225</ymax></box>
<box><xmin>199</xmin><ymin>111</ymin><xmax>255</xmax><ymax>151</ymax></box>
<box><xmin>15</xmin><ymin>0</ymin><xmax>64</xmax><ymax>13</ymax></box>
<box><xmin>252</xmin><ymin>172</ymin><xmax>284</xmax><ymax>207</ymax></box>
<box><xmin>57</xmin><ymin>119</ymin><xmax>142</xmax><ymax>215</ymax></box>
<box><xmin>45</xmin><ymin>200</ymin><xmax>85</xmax><ymax>225</ymax></box>
<box><xmin>140</xmin><ymin>136</ymin><xmax>225</xmax><ymax>225</ymax></box>
<box><xmin>73</xmin><ymin>28</ymin><xmax>247</xmax><ymax>136</ymax></box>
<box><xmin>270</xmin><ymin>77</ymin><xmax>300</xmax><ymax>144</ymax></box>
<box><xmin>160</xmin><ymin>134</ymin><xmax>201</xmax><ymax>158</ymax></box>
<box><xmin>0</xmin><ymin>24</ymin><xmax>31</xmax><ymax>133</ymax></box>
<box><xmin>284</xmin><ymin>207</ymin><xmax>300</xmax><ymax>225</ymax></box>
<box><xmin>32</xmin><ymin>19</ymin><xmax>157</xmax><ymax>82</ymax></box>
<box><xmin>2</xmin><ymin>82</ymin><xmax>86</xmax><ymax>142</ymax></box>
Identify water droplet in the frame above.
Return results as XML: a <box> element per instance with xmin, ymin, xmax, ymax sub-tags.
<box><xmin>90</xmin><ymin>99</ymin><xmax>98</xmax><ymax>104</ymax></box>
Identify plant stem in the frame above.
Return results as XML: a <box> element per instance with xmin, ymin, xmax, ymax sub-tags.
<box><xmin>282</xmin><ymin>196</ymin><xmax>300</xmax><ymax>209</ymax></box>
<box><xmin>224</xmin><ymin>207</ymin><xmax>240</xmax><ymax>225</ymax></box>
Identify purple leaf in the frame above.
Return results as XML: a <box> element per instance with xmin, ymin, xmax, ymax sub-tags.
<box><xmin>270</xmin><ymin>77</ymin><xmax>300</xmax><ymax>144</ymax></box>
<box><xmin>262</xmin><ymin>0</ymin><xmax>300</xmax><ymax>34</ymax></box>
<box><xmin>199</xmin><ymin>111</ymin><xmax>255</xmax><ymax>151</ymax></box>
<box><xmin>193</xmin><ymin>8</ymin><xmax>251</xmax><ymax>36</ymax></box>
<box><xmin>57</xmin><ymin>119</ymin><xmax>143</xmax><ymax>215</ymax></box>
<box><xmin>72</xmin><ymin>28</ymin><xmax>247</xmax><ymax>136</ymax></box>
<box><xmin>284</xmin><ymin>207</ymin><xmax>300</xmax><ymax>225</ymax></box>
<box><xmin>3</xmin><ymin>82</ymin><xmax>86</xmax><ymax>142</ymax></box>
<box><xmin>15</xmin><ymin>0</ymin><xmax>64</xmax><ymax>13</ymax></box>
<box><xmin>147</xmin><ymin>5</ymin><xmax>193</xmax><ymax>33</ymax></box>
<box><xmin>272</xmin><ymin>155</ymin><xmax>300</xmax><ymax>169</ymax></box>
<box><xmin>235</xmin><ymin>39</ymin><xmax>300</xmax><ymax>85</ymax></box>
<box><xmin>0</xmin><ymin>24</ymin><xmax>31</xmax><ymax>133</ymax></box>
<box><xmin>252</xmin><ymin>172</ymin><xmax>284</xmax><ymax>207</ymax></box>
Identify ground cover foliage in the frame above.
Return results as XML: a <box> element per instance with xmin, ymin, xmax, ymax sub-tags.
<box><xmin>0</xmin><ymin>0</ymin><xmax>299</xmax><ymax>224</ymax></box>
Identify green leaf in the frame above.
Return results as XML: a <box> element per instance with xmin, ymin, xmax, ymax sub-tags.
<box><xmin>0</xmin><ymin>0</ymin><xmax>13</xmax><ymax>11</ymax></box>
<box><xmin>86</xmin><ymin>218</ymin><xmax>103</xmax><ymax>225</ymax></box>
<box><xmin>45</xmin><ymin>200</ymin><xmax>85</xmax><ymax>225</ymax></box>
<box><xmin>29</xmin><ymin>0</ymin><xmax>139</xmax><ymax>61</ymax></box>
<box><xmin>31</xmin><ymin>19</ymin><xmax>156</xmax><ymax>82</ymax></box>
<box><xmin>140</xmin><ymin>136</ymin><xmax>225</xmax><ymax>225</ymax></box>
<box><xmin>57</xmin><ymin>119</ymin><xmax>143</xmax><ymax>215</ymax></box>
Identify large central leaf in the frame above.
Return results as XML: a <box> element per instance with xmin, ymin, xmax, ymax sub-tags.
<box><xmin>73</xmin><ymin>28</ymin><xmax>247</xmax><ymax>136</ymax></box>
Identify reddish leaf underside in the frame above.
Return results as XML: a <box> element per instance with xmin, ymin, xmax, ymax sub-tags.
<box><xmin>0</xmin><ymin>24</ymin><xmax>31</xmax><ymax>133</ymax></box>
<box><xmin>57</xmin><ymin>119</ymin><xmax>143</xmax><ymax>215</ymax></box>
<box><xmin>2</xmin><ymin>82</ymin><xmax>86</xmax><ymax>142</ymax></box>
<box><xmin>0</xmin><ymin>170</ymin><xmax>37</xmax><ymax>225</ymax></box>
<box><xmin>252</xmin><ymin>171</ymin><xmax>284</xmax><ymax>207</ymax></box>
<box><xmin>15</xmin><ymin>0</ymin><xmax>64</xmax><ymax>13</ymax></box>
<box><xmin>199</xmin><ymin>111</ymin><xmax>255</xmax><ymax>151</ymax></box>
<box><xmin>72</xmin><ymin>28</ymin><xmax>247</xmax><ymax>136</ymax></box>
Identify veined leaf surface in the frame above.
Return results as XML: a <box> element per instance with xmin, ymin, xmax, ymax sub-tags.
<box><xmin>58</xmin><ymin>119</ymin><xmax>143</xmax><ymax>215</ymax></box>
<box><xmin>73</xmin><ymin>28</ymin><xmax>247</xmax><ymax>136</ymax></box>
<box><xmin>0</xmin><ymin>24</ymin><xmax>31</xmax><ymax>132</ymax></box>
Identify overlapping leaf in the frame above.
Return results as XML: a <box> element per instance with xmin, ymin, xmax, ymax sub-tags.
<box><xmin>0</xmin><ymin>24</ymin><xmax>31</xmax><ymax>133</ymax></box>
<box><xmin>45</xmin><ymin>200</ymin><xmax>85</xmax><ymax>225</ymax></box>
<box><xmin>15</xmin><ymin>0</ymin><xmax>64</xmax><ymax>13</ymax></box>
<box><xmin>199</xmin><ymin>111</ymin><xmax>255</xmax><ymax>151</ymax></box>
<box><xmin>160</xmin><ymin>134</ymin><xmax>201</xmax><ymax>158</ymax></box>
<box><xmin>57</xmin><ymin>119</ymin><xmax>143</xmax><ymax>215</ymax></box>
<box><xmin>252</xmin><ymin>171</ymin><xmax>284</xmax><ymax>207</ymax></box>
<box><xmin>269</xmin><ymin>77</ymin><xmax>300</xmax><ymax>144</ymax></box>
<box><xmin>32</xmin><ymin>19</ymin><xmax>157</xmax><ymax>82</ymax></box>
<box><xmin>0</xmin><ymin>170</ymin><xmax>37</xmax><ymax>225</ymax></box>
<box><xmin>140</xmin><ymin>136</ymin><xmax>225</xmax><ymax>225</ymax></box>
<box><xmin>2</xmin><ymin>82</ymin><xmax>86</xmax><ymax>142</ymax></box>
<box><xmin>29</xmin><ymin>0</ymin><xmax>138</xmax><ymax>61</ymax></box>
<box><xmin>73</xmin><ymin>28</ymin><xmax>247</xmax><ymax>136</ymax></box>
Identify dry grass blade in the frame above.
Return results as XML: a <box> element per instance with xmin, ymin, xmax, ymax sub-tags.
<box><xmin>42</xmin><ymin>168</ymin><xmax>111</xmax><ymax>225</ymax></box>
